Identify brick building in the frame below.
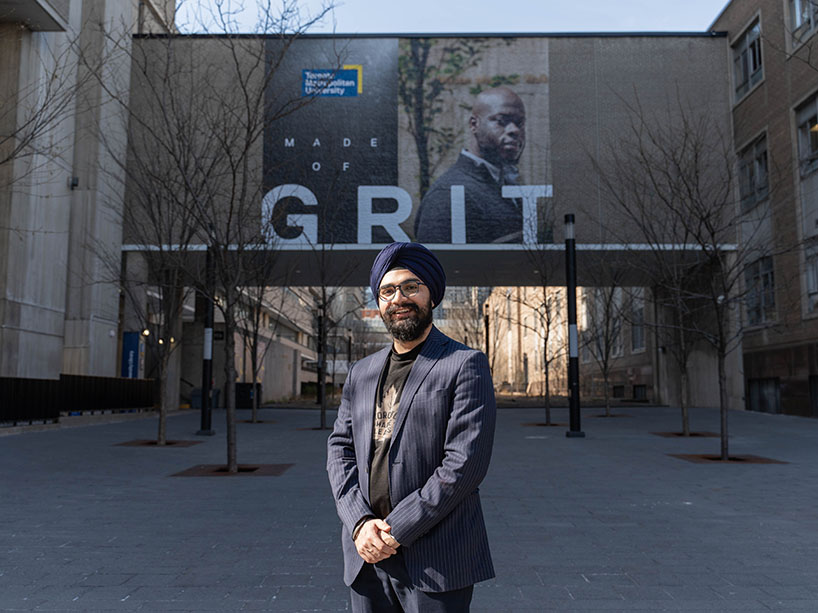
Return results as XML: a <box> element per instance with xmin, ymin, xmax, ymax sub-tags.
<box><xmin>712</xmin><ymin>0</ymin><xmax>818</xmax><ymax>415</ymax></box>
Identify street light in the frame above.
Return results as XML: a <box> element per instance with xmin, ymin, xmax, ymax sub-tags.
<box><xmin>483</xmin><ymin>302</ymin><xmax>490</xmax><ymax>369</ymax></box>
<box><xmin>565</xmin><ymin>214</ymin><xmax>585</xmax><ymax>438</ymax></box>
<box><xmin>197</xmin><ymin>245</ymin><xmax>215</xmax><ymax>436</ymax></box>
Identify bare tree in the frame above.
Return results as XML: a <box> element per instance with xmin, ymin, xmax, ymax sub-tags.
<box><xmin>523</xmin><ymin>288</ymin><xmax>565</xmax><ymax>425</ymax></box>
<box><xmin>310</xmin><ymin>282</ymin><xmax>366</xmax><ymax>429</ymax></box>
<box><xmin>118</xmin><ymin>252</ymin><xmax>192</xmax><ymax>444</ymax></box>
<box><xmin>520</xmin><ymin>239</ymin><xmax>566</xmax><ymax>424</ymax></box>
<box><xmin>580</xmin><ymin>281</ymin><xmax>626</xmax><ymax>417</ymax></box>
<box><xmin>77</xmin><ymin>16</ymin><xmax>201</xmax><ymax>445</ymax></box>
<box><xmin>591</xmin><ymin>92</ymin><xmax>787</xmax><ymax>459</ymax></box>
<box><xmin>236</xmin><ymin>277</ymin><xmax>290</xmax><ymax>423</ymax></box>
<box><xmin>593</xmin><ymin>114</ymin><xmax>707</xmax><ymax>435</ymax></box>
<box><xmin>84</xmin><ymin>0</ymin><xmax>335</xmax><ymax>470</ymax></box>
<box><xmin>186</xmin><ymin>2</ymin><xmax>335</xmax><ymax>469</ymax></box>
<box><xmin>482</xmin><ymin>289</ymin><xmax>510</xmax><ymax>378</ymax></box>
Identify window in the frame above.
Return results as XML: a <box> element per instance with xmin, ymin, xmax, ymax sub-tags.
<box><xmin>796</xmin><ymin>96</ymin><xmax>818</xmax><ymax>239</ymax></box>
<box><xmin>611</xmin><ymin>319</ymin><xmax>624</xmax><ymax>357</ymax></box>
<box><xmin>745</xmin><ymin>256</ymin><xmax>776</xmax><ymax>325</ymax></box>
<box><xmin>733</xmin><ymin>20</ymin><xmax>763</xmax><ymax>101</ymax></box>
<box><xmin>738</xmin><ymin>135</ymin><xmax>769</xmax><ymax>211</ymax></box>
<box><xmin>277</xmin><ymin>325</ymin><xmax>298</xmax><ymax>343</ymax></box>
<box><xmin>608</xmin><ymin>288</ymin><xmax>624</xmax><ymax>358</ymax></box>
<box><xmin>583</xmin><ymin>288</ymin><xmax>623</xmax><ymax>359</ymax></box>
<box><xmin>630</xmin><ymin>288</ymin><xmax>646</xmax><ymax>353</ymax></box>
<box><xmin>797</xmin><ymin>95</ymin><xmax>818</xmax><ymax>176</ymax></box>
<box><xmin>580</xmin><ymin>330</ymin><xmax>592</xmax><ymax>364</ymax></box>
<box><xmin>805</xmin><ymin>243</ymin><xmax>818</xmax><ymax>313</ymax></box>
<box><xmin>790</xmin><ymin>0</ymin><xmax>818</xmax><ymax>44</ymax></box>
<box><xmin>747</xmin><ymin>378</ymin><xmax>781</xmax><ymax>413</ymax></box>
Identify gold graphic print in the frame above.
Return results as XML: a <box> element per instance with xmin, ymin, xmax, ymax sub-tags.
<box><xmin>374</xmin><ymin>385</ymin><xmax>399</xmax><ymax>441</ymax></box>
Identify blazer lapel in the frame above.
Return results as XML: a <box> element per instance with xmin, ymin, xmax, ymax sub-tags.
<box><xmin>391</xmin><ymin>327</ymin><xmax>448</xmax><ymax>442</ymax></box>
<box><xmin>357</xmin><ymin>347</ymin><xmax>390</xmax><ymax>499</ymax></box>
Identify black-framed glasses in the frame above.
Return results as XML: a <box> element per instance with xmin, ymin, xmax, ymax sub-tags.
<box><xmin>378</xmin><ymin>280</ymin><xmax>425</xmax><ymax>302</ymax></box>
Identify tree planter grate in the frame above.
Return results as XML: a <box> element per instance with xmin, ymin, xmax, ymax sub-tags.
<box><xmin>521</xmin><ymin>422</ymin><xmax>568</xmax><ymax>427</ymax></box>
<box><xmin>651</xmin><ymin>431</ymin><xmax>719</xmax><ymax>438</ymax></box>
<box><xmin>171</xmin><ymin>463</ymin><xmax>294</xmax><ymax>476</ymax></box>
<box><xmin>115</xmin><ymin>439</ymin><xmax>202</xmax><ymax>447</ymax></box>
<box><xmin>669</xmin><ymin>454</ymin><xmax>787</xmax><ymax>464</ymax></box>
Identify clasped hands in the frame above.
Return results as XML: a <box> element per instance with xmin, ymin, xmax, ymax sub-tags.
<box><xmin>354</xmin><ymin>518</ymin><xmax>401</xmax><ymax>564</ymax></box>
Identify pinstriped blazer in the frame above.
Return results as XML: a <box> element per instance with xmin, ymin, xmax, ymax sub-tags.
<box><xmin>326</xmin><ymin>326</ymin><xmax>496</xmax><ymax>592</ymax></box>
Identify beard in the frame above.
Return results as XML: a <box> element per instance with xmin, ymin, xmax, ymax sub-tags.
<box><xmin>382</xmin><ymin>301</ymin><xmax>433</xmax><ymax>342</ymax></box>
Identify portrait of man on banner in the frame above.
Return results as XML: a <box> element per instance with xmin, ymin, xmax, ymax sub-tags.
<box><xmin>398</xmin><ymin>38</ymin><xmax>552</xmax><ymax>245</ymax></box>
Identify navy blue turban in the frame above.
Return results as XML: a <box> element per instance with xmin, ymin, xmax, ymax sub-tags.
<box><xmin>370</xmin><ymin>242</ymin><xmax>446</xmax><ymax>307</ymax></box>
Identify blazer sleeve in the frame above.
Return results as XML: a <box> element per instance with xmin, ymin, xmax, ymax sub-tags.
<box><xmin>326</xmin><ymin>363</ymin><xmax>374</xmax><ymax>536</ymax></box>
<box><xmin>385</xmin><ymin>350</ymin><xmax>496</xmax><ymax>547</ymax></box>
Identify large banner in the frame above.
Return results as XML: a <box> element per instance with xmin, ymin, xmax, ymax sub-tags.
<box><xmin>263</xmin><ymin>37</ymin><xmax>552</xmax><ymax>247</ymax></box>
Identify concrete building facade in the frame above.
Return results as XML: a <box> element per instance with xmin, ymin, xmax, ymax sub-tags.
<box><xmin>0</xmin><ymin>0</ymin><xmax>172</xmax><ymax>381</ymax></box>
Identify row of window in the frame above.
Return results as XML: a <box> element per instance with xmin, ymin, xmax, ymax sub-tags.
<box><xmin>733</xmin><ymin>8</ymin><xmax>818</xmax><ymax>322</ymax></box>
<box><xmin>574</xmin><ymin>260</ymin><xmax>778</xmax><ymax>336</ymax></box>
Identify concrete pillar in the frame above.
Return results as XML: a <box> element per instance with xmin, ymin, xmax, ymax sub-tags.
<box><xmin>0</xmin><ymin>22</ymin><xmax>76</xmax><ymax>378</ymax></box>
<box><xmin>62</xmin><ymin>0</ymin><xmax>133</xmax><ymax>376</ymax></box>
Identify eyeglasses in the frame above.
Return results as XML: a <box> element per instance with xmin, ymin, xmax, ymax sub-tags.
<box><xmin>378</xmin><ymin>280</ymin><xmax>425</xmax><ymax>302</ymax></box>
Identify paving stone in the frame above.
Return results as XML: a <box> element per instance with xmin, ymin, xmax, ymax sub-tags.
<box><xmin>661</xmin><ymin>586</ymin><xmax>726</xmax><ymax>601</ymax></box>
<box><xmin>2</xmin><ymin>407</ymin><xmax>818</xmax><ymax>610</ymax></box>
<box><xmin>762</xmin><ymin>599</ymin><xmax>818</xmax><ymax>611</ymax></box>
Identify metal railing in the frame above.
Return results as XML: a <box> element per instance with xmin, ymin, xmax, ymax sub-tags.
<box><xmin>0</xmin><ymin>375</ymin><xmax>156</xmax><ymax>426</ymax></box>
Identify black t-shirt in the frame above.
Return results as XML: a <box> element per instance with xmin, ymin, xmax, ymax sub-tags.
<box><xmin>369</xmin><ymin>341</ymin><xmax>424</xmax><ymax>519</ymax></box>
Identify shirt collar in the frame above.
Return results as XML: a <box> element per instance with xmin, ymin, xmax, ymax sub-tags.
<box><xmin>461</xmin><ymin>149</ymin><xmax>518</xmax><ymax>184</ymax></box>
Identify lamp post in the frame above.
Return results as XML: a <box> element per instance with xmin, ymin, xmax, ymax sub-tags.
<box><xmin>565</xmin><ymin>214</ymin><xmax>584</xmax><ymax>438</ymax></box>
<box><xmin>197</xmin><ymin>245</ymin><xmax>215</xmax><ymax>436</ymax></box>
<box><xmin>483</xmin><ymin>303</ymin><xmax>490</xmax><ymax>370</ymax></box>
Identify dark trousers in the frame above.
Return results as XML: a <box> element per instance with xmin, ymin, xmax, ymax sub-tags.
<box><xmin>350</xmin><ymin>552</ymin><xmax>474</xmax><ymax>613</ymax></box>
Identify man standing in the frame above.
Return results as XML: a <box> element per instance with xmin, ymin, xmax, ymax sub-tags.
<box><xmin>414</xmin><ymin>86</ymin><xmax>526</xmax><ymax>244</ymax></box>
<box><xmin>327</xmin><ymin>242</ymin><xmax>496</xmax><ymax>612</ymax></box>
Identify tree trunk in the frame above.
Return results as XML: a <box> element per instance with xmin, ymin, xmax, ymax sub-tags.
<box><xmin>680</xmin><ymin>366</ymin><xmax>690</xmax><ymax>436</ymax></box>
<box><xmin>604</xmin><ymin>374</ymin><xmax>611</xmax><ymax>417</ymax></box>
<box><xmin>155</xmin><ymin>275</ymin><xmax>181</xmax><ymax>445</ymax></box>
<box><xmin>251</xmin><ymin>336</ymin><xmax>259</xmax><ymax>424</ymax></box>
<box><xmin>543</xmin><ymin>366</ymin><xmax>552</xmax><ymax>426</ymax></box>
<box><xmin>676</xmin><ymin>302</ymin><xmax>690</xmax><ymax>436</ymax></box>
<box><xmin>156</xmin><ymin>356</ymin><xmax>168</xmax><ymax>445</ymax></box>
<box><xmin>251</xmin><ymin>379</ymin><xmax>259</xmax><ymax>423</ymax></box>
<box><xmin>718</xmin><ymin>349</ymin><xmax>729</xmax><ymax>461</ymax></box>
<box><xmin>319</xmin><ymin>314</ymin><xmax>328</xmax><ymax>429</ymax></box>
<box><xmin>224</xmin><ymin>323</ymin><xmax>238</xmax><ymax>473</ymax></box>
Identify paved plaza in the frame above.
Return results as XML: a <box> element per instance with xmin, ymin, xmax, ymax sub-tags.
<box><xmin>2</xmin><ymin>404</ymin><xmax>818</xmax><ymax>611</ymax></box>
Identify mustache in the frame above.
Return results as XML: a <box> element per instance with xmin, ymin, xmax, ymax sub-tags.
<box><xmin>386</xmin><ymin>303</ymin><xmax>419</xmax><ymax>316</ymax></box>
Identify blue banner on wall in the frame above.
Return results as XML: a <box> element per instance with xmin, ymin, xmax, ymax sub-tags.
<box><xmin>302</xmin><ymin>68</ymin><xmax>360</xmax><ymax>97</ymax></box>
<box><xmin>121</xmin><ymin>332</ymin><xmax>143</xmax><ymax>378</ymax></box>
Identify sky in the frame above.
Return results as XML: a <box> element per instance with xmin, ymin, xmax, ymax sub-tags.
<box><xmin>177</xmin><ymin>0</ymin><xmax>732</xmax><ymax>35</ymax></box>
